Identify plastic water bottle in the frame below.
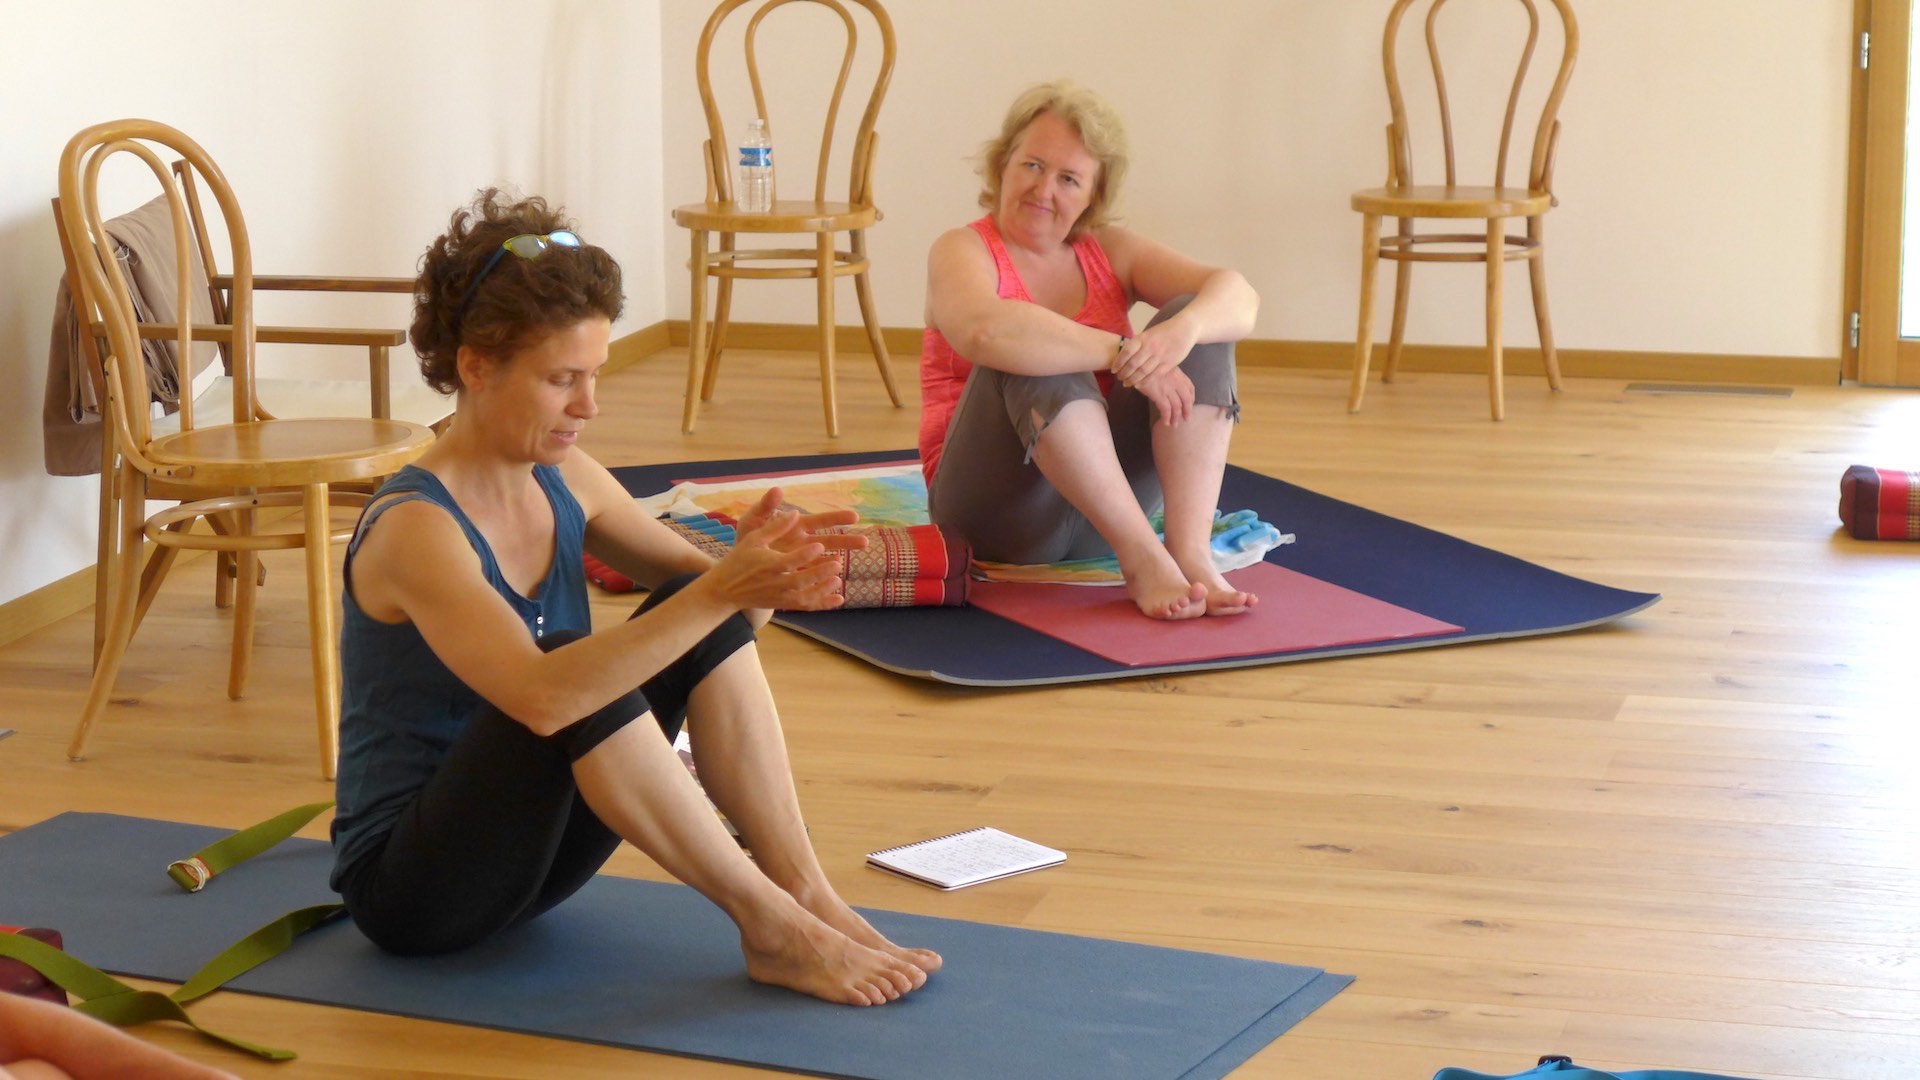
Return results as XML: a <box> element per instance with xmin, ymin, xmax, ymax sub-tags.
<box><xmin>738</xmin><ymin>118</ymin><xmax>774</xmax><ymax>213</ymax></box>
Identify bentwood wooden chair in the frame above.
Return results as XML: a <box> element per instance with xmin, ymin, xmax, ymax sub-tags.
<box><xmin>1349</xmin><ymin>0</ymin><xmax>1579</xmax><ymax>420</ymax></box>
<box><xmin>56</xmin><ymin>119</ymin><xmax>436</xmax><ymax>778</ymax></box>
<box><xmin>52</xmin><ymin>177</ymin><xmax>451</xmax><ymax>674</ymax></box>
<box><xmin>671</xmin><ymin>0</ymin><xmax>903</xmax><ymax>437</ymax></box>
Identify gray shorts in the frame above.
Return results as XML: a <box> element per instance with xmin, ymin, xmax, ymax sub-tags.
<box><xmin>928</xmin><ymin>295</ymin><xmax>1239</xmax><ymax>563</ymax></box>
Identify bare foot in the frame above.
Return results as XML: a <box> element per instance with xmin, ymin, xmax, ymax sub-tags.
<box><xmin>1120</xmin><ymin>549</ymin><xmax>1207</xmax><ymax>621</ymax></box>
<box><xmin>791</xmin><ymin>883</ymin><xmax>944</xmax><ymax>973</ymax></box>
<box><xmin>1172</xmin><ymin>554</ymin><xmax>1258</xmax><ymax>617</ymax></box>
<box><xmin>740</xmin><ymin>909</ymin><xmax>929</xmax><ymax>1006</ymax></box>
<box><xmin>1194</xmin><ymin>573</ymin><xmax>1257</xmax><ymax>616</ymax></box>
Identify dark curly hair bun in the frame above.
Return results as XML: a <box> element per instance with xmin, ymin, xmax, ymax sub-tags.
<box><xmin>411</xmin><ymin>187</ymin><xmax>624</xmax><ymax>394</ymax></box>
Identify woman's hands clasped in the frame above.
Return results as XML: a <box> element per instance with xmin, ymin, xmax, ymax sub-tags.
<box><xmin>1113</xmin><ymin>321</ymin><xmax>1199</xmax><ymax>426</ymax></box>
<box><xmin>710</xmin><ymin>488</ymin><xmax>870</xmax><ymax>613</ymax></box>
<box><xmin>1111</xmin><ymin>319</ymin><xmax>1198</xmax><ymax>389</ymax></box>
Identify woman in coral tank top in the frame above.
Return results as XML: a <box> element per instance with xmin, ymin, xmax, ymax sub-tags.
<box><xmin>922</xmin><ymin>80</ymin><xmax>1260</xmax><ymax>620</ymax></box>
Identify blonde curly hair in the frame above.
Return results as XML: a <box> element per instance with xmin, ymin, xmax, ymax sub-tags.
<box><xmin>977</xmin><ymin>80</ymin><xmax>1130</xmax><ymax>242</ymax></box>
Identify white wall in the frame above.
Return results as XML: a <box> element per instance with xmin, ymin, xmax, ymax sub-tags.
<box><xmin>0</xmin><ymin>0</ymin><xmax>1857</xmax><ymax>609</ymax></box>
<box><xmin>658</xmin><ymin>0</ymin><xmax>1853</xmax><ymax>358</ymax></box>
<box><xmin>0</xmin><ymin>0</ymin><xmax>665</xmax><ymax>607</ymax></box>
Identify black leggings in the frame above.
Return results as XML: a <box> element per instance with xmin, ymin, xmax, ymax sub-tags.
<box><xmin>336</xmin><ymin>573</ymin><xmax>755</xmax><ymax>956</ymax></box>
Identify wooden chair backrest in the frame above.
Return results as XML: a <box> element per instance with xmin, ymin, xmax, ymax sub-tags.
<box><xmin>173</xmin><ymin>159</ymin><xmax>236</xmax><ymax>368</ymax></box>
<box><xmin>50</xmin><ymin>164</ymin><xmax>231</xmax><ymax>410</ymax></box>
<box><xmin>1380</xmin><ymin>0</ymin><xmax>1579</xmax><ymax>193</ymax></box>
<box><xmin>48</xmin><ymin>195</ymin><xmax>112</xmax><ymax>418</ymax></box>
<box><xmin>55</xmin><ymin>119</ymin><xmax>256</xmax><ymax>471</ymax></box>
<box><xmin>691</xmin><ymin>0</ymin><xmax>896</xmax><ymax>206</ymax></box>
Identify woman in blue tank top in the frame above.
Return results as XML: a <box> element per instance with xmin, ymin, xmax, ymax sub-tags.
<box><xmin>330</xmin><ymin>189</ymin><xmax>939</xmax><ymax>1007</ymax></box>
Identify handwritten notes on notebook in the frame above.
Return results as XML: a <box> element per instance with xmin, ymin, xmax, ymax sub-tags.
<box><xmin>866</xmin><ymin>827</ymin><xmax>1065</xmax><ymax>890</ymax></box>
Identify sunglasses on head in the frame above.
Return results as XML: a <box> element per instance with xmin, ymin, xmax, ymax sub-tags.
<box><xmin>454</xmin><ymin>230</ymin><xmax>583</xmax><ymax>332</ymax></box>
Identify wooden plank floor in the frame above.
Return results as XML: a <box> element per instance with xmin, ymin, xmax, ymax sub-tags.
<box><xmin>3</xmin><ymin>350</ymin><xmax>1918</xmax><ymax>1079</ymax></box>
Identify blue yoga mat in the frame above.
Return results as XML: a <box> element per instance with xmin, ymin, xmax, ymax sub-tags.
<box><xmin>0</xmin><ymin>814</ymin><xmax>1351</xmax><ymax>1080</ymax></box>
<box><xmin>612</xmin><ymin>451</ymin><xmax>1660</xmax><ymax>686</ymax></box>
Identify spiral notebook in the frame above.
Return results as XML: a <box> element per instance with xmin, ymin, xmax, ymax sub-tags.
<box><xmin>866</xmin><ymin>827</ymin><xmax>1066</xmax><ymax>890</ymax></box>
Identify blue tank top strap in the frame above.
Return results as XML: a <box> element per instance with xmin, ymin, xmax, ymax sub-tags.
<box><xmin>344</xmin><ymin>466</ymin><xmax>504</xmax><ymax>598</ymax></box>
<box><xmin>351</xmin><ymin>465</ymin><xmax>497</xmax><ymax>552</ymax></box>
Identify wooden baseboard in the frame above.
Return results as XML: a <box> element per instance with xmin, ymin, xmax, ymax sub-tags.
<box><xmin>0</xmin><ymin>537</ymin><xmax>241</xmax><ymax>651</ymax></box>
<box><xmin>1240</xmin><ymin>339</ymin><xmax>1843</xmax><ymax>386</ymax></box>
<box><xmin>648</xmin><ymin>321</ymin><xmax>1843</xmax><ymax>386</ymax></box>
<box><xmin>607</xmin><ymin>321</ymin><xmax>671</xmax><ymax>373</ymax></box>
<box><xmin>663</xmin><ymin>320</ymin><xmax>921</xmax><ymax>357</ymax></box>
<box><xmin>0</xmin><ymin>563</ymin><xmax>99</xmax><ymax>649</ymax></box>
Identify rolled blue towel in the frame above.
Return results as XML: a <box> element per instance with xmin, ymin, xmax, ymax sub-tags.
<box><xmin>1143</xmin><ymin>508</ymin><xmax>1293</xmax><ymax>573</ymax></box>
<box><xmin>1208</xmin><ymin>510</ymin><xmax>1289</xmax><ymax>572</ymax></box>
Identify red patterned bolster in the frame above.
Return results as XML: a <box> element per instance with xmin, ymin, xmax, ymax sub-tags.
<box><xmin>588</xmin><ymin>521</ymin><xmax>971</xmax><ymax>607</ymax></box>
<box><xmin>820</xmin><ymin>524</ymin><xmax>971</xmax><ymax>608</ymax></box>
<box><xmin>1839</xmin><ymin>465</ymin><xmax>1920</xmax><ymax>540</ymax></box>
<box><xmin>0</xmin><ymin>926</ymin><xmax>68</xmax><ymax>1004</ymax></box>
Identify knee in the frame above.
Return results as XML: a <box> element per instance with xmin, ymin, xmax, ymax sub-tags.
<box><xmin>1144</xmin><ymin>292</ymin><xmax>1190</xmax><ymax>326</ymax></box>
<box><xmin>1182</xmin><ymin>338</ymin><xmax>1237</xmax><ymax>389</ymax></box>
<box><xmin>633</xmin><ymin>572</ymin><xmax>702</xmax><ymax>614</ymax></box>
<box><xmin>1143</xmin><ymin>293</ymin><xmax>1236</xmax><ymax>411</ymax></box>
<box><xmin>1143</xmin><ymin>293</ymin><xmax>1236</xmax><ymax>382</ymax></box>
<box><xmin>1144</xmin><ymin>293</ymin><xmax>1196</xmax><ymax>328</ymax></box>
<box><xmin>629</xmin><ymin>571</ymin><xmax>756</xmax><ymax>669</ymax></box>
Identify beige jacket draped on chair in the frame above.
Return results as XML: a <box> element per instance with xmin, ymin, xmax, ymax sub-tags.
<box><xmin>43</xmin><ymin>193</ymin><xmax>218</xmax><ymax>476</ymax></box>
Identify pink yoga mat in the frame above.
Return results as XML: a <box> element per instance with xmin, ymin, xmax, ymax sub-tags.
<box><xmin>967</xmin><ymin>561</ymin><xmax>1462</xmax><ymax>667</ymax></box>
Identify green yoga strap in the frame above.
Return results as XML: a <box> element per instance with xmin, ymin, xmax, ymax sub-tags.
<box><xmin>1</xmin><ymin>906</ymin><xmax>343</xmax><ymax>1060</ymax></box>
<box><xmin>166</xmin><ymin>800</ymin><xmax>334</xmax><ymax>892</ymax></box>
<box><xmin>1435</xmin><ymin>1056</ymin><xmax>1759</xmax><ymax>1080</ymax></box>
<box><xmin>1</xmin><ymin>802</ymin><xmax>345</xmax><ymax>1061</ymax></box>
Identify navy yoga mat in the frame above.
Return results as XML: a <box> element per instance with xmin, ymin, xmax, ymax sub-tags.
<box><xmin>612</xmin><ymin>450</ymin><xmax>1660</xmax><ymax>686</ymax></box>
<box><xmin>0</xmin><ymin>814</ymin><xmax>1351</xmax><ymax>1080</ymax></box>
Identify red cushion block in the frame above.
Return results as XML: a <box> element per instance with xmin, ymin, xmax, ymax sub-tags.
<box><xmin>0</xmin><ymin>926</ymin><xmax>68</xmax><ymax>1004</ymax></box>
<box><xmin>1839</xmin><ymin>465</ymin><xmax>1920</xmax><ymax>540</ymax></box>
<box><xmin>582</xmin><ymin>552</ymin><xmax>637</xmax><ymax>593</ymax></box>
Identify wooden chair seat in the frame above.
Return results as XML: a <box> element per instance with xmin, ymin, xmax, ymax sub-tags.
<box><xmin>671</xmin><ymin>199</ymin><xmax>879</xmax><ymax>234</ymax></box>
<box><xmin>1350</xmin><ymin>185</ymin><xmax>1554</xmax><ymax>220</ymax></box>
<box><xmin>146</xmin><ymin>416</ymin><xmax>429</xmax><ymax>487</ymax></box>
<box><xmin>675</xmin><ymin>0</ymin><xmax>902</xmax><ymax>438</ymax></box>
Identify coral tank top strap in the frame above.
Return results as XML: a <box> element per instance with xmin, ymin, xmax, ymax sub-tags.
<box><xmin>968</xmin><ymin>215</ymin><xmax>1130</xmax><ymax>334</ymax></box>
<box><xmin>969</xmin><ymin>216</ymin><xmax>1032</xmax><ymax>302</ymax></box>
<box><xmin>1071</xmin><ymin>231</ymin><xmax>1132</xmax><ymax>337</ymax></box>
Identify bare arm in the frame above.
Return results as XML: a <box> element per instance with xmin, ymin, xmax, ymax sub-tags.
<box><xmin>0</xmin><ymin>992</ymin><xmax>236</xmax><ymax>1080</ymax></box>
<box><xmin>350</xmin><ymin>491</ymin><xmax>842</xmax><ymax>735</ymax></box>
<box><xmin>562</xmin><ymin>450</ymin><xmax>867</xmax><ymax>629</ymax></box>
<box><xmin>1099</xmin><ymin>226</ymin><xmax>1259</xmax><ymax>387</ymax></box>
<box><xmin>563</xmin><ymin>450</ymin><xmax>714</xmax><ymax>590</ymax></box>
<box><xmin>923</xmin><ymin>227</ymin><xmax>1121</xmax><ymax>376</ymax></box>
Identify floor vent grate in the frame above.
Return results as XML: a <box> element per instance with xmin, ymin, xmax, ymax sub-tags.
<box><xmin>1623</xmin><ymin>383</ymin><xmax>1794</xmax><ymax>397</ymax></box>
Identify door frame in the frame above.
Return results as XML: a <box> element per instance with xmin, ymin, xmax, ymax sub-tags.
<box><xmin>1856</xmin><ymin>0</ymin><xmax>1920</xmax><ymax>385</ymax></box>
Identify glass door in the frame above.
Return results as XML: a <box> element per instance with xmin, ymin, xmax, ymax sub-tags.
<box><xmin>1861</xmin><ymin>0</ymin><xmax>1920</xmax><ymax>384</ymax></box>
